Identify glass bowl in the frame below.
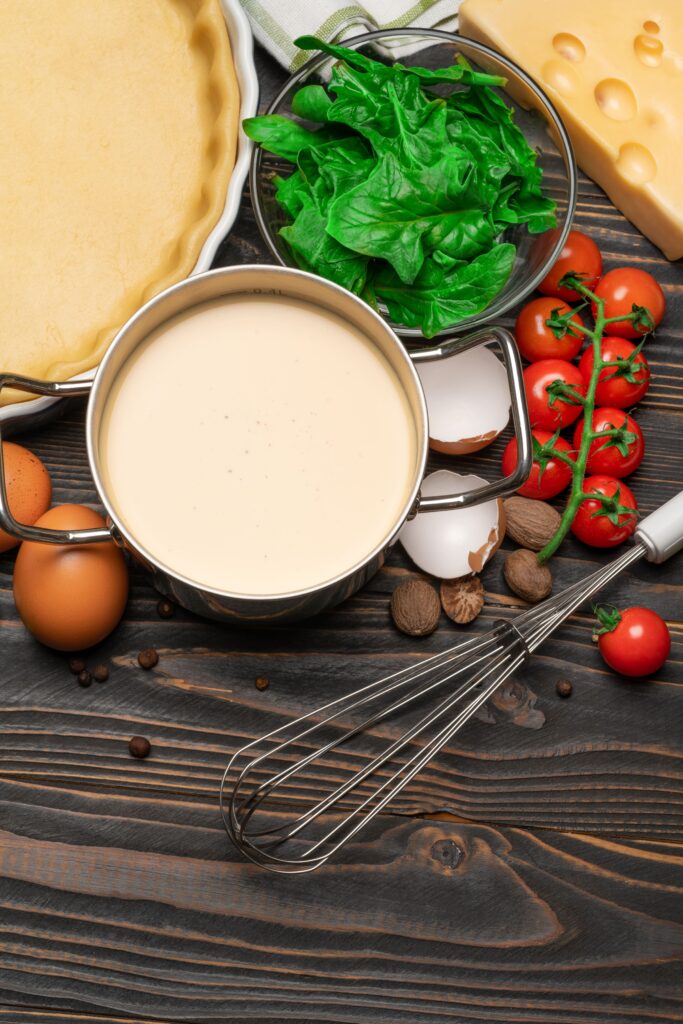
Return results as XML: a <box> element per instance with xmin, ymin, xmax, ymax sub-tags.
<box><xmin>249</xmin><ymin>29</ymin><xmax>578</xmax><ymax>340</ymax></box>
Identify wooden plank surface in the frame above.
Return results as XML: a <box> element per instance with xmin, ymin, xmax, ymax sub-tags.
<box><xmin>0</xmin><ymin>44</ymin><xmax>681</xmax><ymax>1024</ymax></box>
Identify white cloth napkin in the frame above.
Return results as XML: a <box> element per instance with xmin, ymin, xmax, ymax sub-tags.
<box><xmin>239</xmin><ymin>0</ymin><xmax>462</xmax><ymax>71</ymax></box>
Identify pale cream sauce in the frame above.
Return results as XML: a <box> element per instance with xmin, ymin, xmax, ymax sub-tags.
<box><xmin>100</xmin><ymin>295</ymin><xmax>418</xmax><ymax>595</ymax></box>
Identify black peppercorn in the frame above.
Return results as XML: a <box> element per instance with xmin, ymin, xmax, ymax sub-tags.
<box><xmin>137</xmin><ymin>648</ymin><xmax>159</xmax><ymax>670</ymax></box>
<box><xmin>128</xmin><ymin>736</ymin><xmax>151</xmax><ymax>759</ymax></box>
<box><xmin>157</xmin><ymin>599</ymin><xmax>175</xmax><ymax>619</ymax></box>
<box><xmin>93</xmin><ymin>664</ymin><xmax>109</xmax><ymax>683</ymax></box>
<box><xmin>77</xmin><ymin>670</ymin><xmax>92</xmax><ymax>688</ymax></box>
<box><xmin>255</xmin><ymin>676</ymin><xmax>270</xmax><ymax>692</ymax></box>
<box><xmin>68</xmin><ymin>656</ymin><xmax>86</xmax><ymax>675</ymax></box>
<box><xmin>556</xmin><ymin>678</ymin><xmax>573</xmax><ymax>698</ymax></box>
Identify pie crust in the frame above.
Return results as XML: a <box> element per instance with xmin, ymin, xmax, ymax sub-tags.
<box><xmin>1</xmin><ymin>0</ymin><xmax>239</xmax><ymax>404</ymax></box>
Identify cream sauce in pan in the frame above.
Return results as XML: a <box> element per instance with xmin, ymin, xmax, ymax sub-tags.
<box><xmin>101</xmin><ymin>294</ymin><xmax>418</xmax><ymax>594</ymax></box>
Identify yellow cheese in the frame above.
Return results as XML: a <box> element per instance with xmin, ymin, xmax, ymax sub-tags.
<box><xmin>459</xmin><ymin>0</ymin><xmax>683</xmax><ymax>259</ymax></box>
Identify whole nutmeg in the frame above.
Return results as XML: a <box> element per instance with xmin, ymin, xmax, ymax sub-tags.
<box><xmin>440</xmin><ymin>575</ymin><xmax>484</xmax><ymax>624</ymax></box>
<box><xmin>504</xmin><ymin>548</ymin><xmax>553</xmax><ymax>604</ymax></box>
<box><xmin>503</xmin><ymin>496</ymin><xmax>561</xmax><ymax>552</ymax></box>
<box><xmin>391</xmin><ymin>578</ymin><xmax>441</xmax><ymax>636</ymax></box>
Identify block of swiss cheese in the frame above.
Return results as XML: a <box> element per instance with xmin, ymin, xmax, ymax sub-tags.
<box><xmin>459</xmin><ymin>0</ymin><xmax>683</xmax><ymax>259</ymax></box>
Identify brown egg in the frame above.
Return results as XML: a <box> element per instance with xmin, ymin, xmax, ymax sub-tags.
<box><xmin>0</xmin><ymin>442</ymin><xmax>52</xmax><ymax>553</ymax></box>
<box><xmin>13</xmin><ymin>504</ymin><xmax>128</xmax><ymax>650</ymax></box>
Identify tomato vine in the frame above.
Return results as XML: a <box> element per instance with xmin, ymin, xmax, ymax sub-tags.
<box><xmin>536</xmin><ymin>273</ymin><xmax>651</xmax><ymax>562</ymax></box>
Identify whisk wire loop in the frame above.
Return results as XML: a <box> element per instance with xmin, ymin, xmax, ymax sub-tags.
<box><xmin>221</xmin><ymin>542</ymin><xmax>648</xmax><ymax>872</ymax></box>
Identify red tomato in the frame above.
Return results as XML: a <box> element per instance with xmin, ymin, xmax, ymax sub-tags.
<box><xmin>573</xmin><ymin>408</ymin><xmax>644</xmax><ymax>478</ymax></box>
<box><xmin>538</xmin><ymin>230</ymin><xmax>603</xmax><ymax>302</ymax></box>
<box><xmin>523</xmin><ymin>359</ymin><xmax>586</xmax><ymax>430</ymax></box>
<box><xmin>571</xmin><ymin>475</ymin><xmax>638</xmax><ymax>548</ymax></box>
<box><xmin>502</xmin><ymin>429</ymin><xmax>575</xmax><ymax>499</ymax></box>
<box><xmin>595</xmin><ymin>606</ymin><xmax>671</xmax><ymax>677</ymax></box>
<box><xmin>592</xmin><ymin>268</ymin><xmax>665</xmax><ymax>338</ymax></box>
<box><xmin>578</xmin><ymin>336</ymin><xmax>650</xmax><ymax>408</ymax></box>
<box><xmin>515</xmin><ymin>297</ymin><xmax>584</xmax><ymax>362</ymax></box>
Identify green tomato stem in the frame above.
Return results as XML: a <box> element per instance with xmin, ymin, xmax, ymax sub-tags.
<box><xmin>538</xmin><ymin>280</ymin><xmax>609</xmax><ymax>563</ymax></box>
<box><xmin>587</xmin><ymin>427</ymin><xmax>628</xmax><ymax>443</ymax></box>
<box><xmin>549</xmin><ymin>449</ymin><xmax>578</xmax><ymax>469</ymax></box>
<box><xmin>566</xmin><ymin>322</ymin><xmax>594</xmax><ymax>339</ymax></box>
<box><xmin>602</xmin><ymin>314</ymin><xmax>643</xmax><ymax>326</ymax></box>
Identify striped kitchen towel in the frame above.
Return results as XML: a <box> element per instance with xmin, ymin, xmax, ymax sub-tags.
<box><xmin>239</xmin><ymin>0</ymin><xmax>462</xmax><ymax>70</ymax></box>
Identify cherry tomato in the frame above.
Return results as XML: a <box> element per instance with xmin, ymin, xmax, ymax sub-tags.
<box><xmin>515</xmin><ymin>297</ymin><xmax>584</xmax><ymax>362</ymax></box>
<box><xmin>592</xmin><ymin>268</ymin><xmax>665</xmax><ymax>338</ymax></box>
<box><xmin>538</xmin><ymin>230</ymin><xmax>603</xmax><ymax>302</ymax></box>
<box><xmin>523</xmin><ymin>359</ymin><xmax>586</xmax><ymax>430</ymax></box>
<box><xmin>570</xmin><ymin>475</ymin><xmax>638</xmax><ymax>548</ymax></box>
<box><xmin>573</xmin><ymin>408</ymin><xmax>644</xmax><ymax>478</ymax></box>
<box><xmin>502</xmin><ymin>428</ymin><xmax>575</xmax><ymax>499</ymax></box>
<box><xmin>595</xmin><ymin>606</ymin><xmax>671</xmax><ymax>677</ymax></box>
<box><xmin>578</xmin><ymin>336</ymin><xmax>650</xmax><ymax>408</ymax></box>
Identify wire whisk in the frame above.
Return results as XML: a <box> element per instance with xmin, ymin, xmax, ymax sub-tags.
<box><xmin>221</xmin><ymin>492</ymin><xmax>683</xmax><ymax>873</ymax></box>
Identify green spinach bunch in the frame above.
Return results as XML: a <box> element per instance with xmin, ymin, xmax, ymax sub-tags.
<box><xmin>244</xmin><ymin>36</ymin><xmax>556</xmax><ymax>338</ymax></box>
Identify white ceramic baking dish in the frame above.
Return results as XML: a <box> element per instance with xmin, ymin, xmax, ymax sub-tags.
<box><xmin>2</xmin><ymin>0</ymin><xmax>259</xmax><ymax>436</ymax></box>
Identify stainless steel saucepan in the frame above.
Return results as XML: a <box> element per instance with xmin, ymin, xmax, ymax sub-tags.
<box><xmin>0</xmin><ymin>266</ymin><xmax>531</xmax><ymax>623</ymax></box>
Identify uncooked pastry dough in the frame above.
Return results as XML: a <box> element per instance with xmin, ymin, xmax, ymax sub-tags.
<box><xmin>1</xmin><ymin>0</ymin><xmax>239</xmax><ymax>404</ymax></box>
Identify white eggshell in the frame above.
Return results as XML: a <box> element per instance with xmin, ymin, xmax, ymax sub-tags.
<box><xmin>399</xmin><ymin>470</ymin><xmax>504</xmax><ymax>578</ymax></box>
<box><xmin>416</xmin><ymin>346</ymin><xmax>511</xmax><ymax>454</ymax></box>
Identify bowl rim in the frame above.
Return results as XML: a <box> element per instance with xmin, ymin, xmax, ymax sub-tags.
<box><xmin>249</xmin><ymin>27</ymin><xmax>578</xmax><ymax>340</ymax></box>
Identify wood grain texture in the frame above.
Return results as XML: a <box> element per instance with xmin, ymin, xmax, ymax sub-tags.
<box><xmin>0</xmin><ymin>811</ymin><xmax>682</xmax><ymax>1023</ymax></box>
<box><xmin>0</xmin><ymin>42</ymin><xmax>681</xmax><ymax>1024</ymax></box>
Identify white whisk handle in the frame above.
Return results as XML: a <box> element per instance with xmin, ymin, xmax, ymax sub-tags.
<box><xmin>635</xmin><ymin>491</ymin><xmax>683</xmax><ymax>564</ymax></box>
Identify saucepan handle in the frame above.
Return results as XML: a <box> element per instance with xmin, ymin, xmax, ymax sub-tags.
<box><xmin>0</xmin><ymin>374</ymin><xmax>111</xmax><ymax>544</ymax></box>
<box><xmin>408</xmin><ymin>326</ymin><xmax>532</xmax><ymax>513</ymax></box>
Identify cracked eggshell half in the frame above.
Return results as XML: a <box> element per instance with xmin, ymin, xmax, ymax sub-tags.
<box><xmin>399</xmin><ymin>470</ymin><xmax>505</xmax><ymax>578</ymax></box>
<box><xmin>417</xmin><ymin>346</ymin><xmax>510</xmax><ymax>454</ymax></box>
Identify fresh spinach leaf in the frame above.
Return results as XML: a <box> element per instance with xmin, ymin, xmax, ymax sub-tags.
<box><xmin>500</xmin><ymin>181</ymin><xmax>557</xmax><ymax>233</ymax></box>
<box><xmin>298</xmin><ymin>138</ymin><xmax>375</xmax><ymax>201</ymax></box>
<box><xmin>393</xmin><ymin>56</ymin><xmax>505</xmax><ymax>88</ymax></box>
<box><xmin>295</xmin><ymin>36</ymin><xmax>505</xmax><ymax>88</ymax></box>
<box><xmin>246</xmin><ymin>37</ymin><xmax>556</xmax><ymax>336</ymax></box>
<box><xmin>291</xmin><ymin>84</ymin><xmax>333</xmax><ymax>123</ymax></box>
<box><xmin>449</xmin><ymin>85</ymin><xmax>553</xmax><ymax>227</ymax></box>
<box><xmin>324</xmin><ymin>66</ymin><xmax>393</xmax><ymax>152</ymax></box>
<box><xmin>243</xmin><ymin>115</ymin><xmax>338</xmax><ymax>162</ymax></box>
<box><xmin>382</xmin><ymin>80</ymin><xmax>449</xmax><ymax>165</ymax></box>
<box><xmin>295</xmin><ymin>35</ymin><xmax>396</xmax><ymax>80</ymax></box>
<box><xmin>273</xmin><ymin>170</ymin><xmax>310</xmax><ymax>219</ymax></box>
<box><xmin>280</xmin><ymin>198</ymin><xmax>368</xmax><ymax>294</ymax></box>
<box><xmin>327</xmin><ymin>69</ymin><xmax>447</xmax><ymax>166</ymax></box>
<box><xmin>373</xmin><ymin>243</ymin><xmax>516</xmax><ymax>337</ymax></box>
<box><xmin>327</xmin><ymin>150</ymin><xmax>497</xmax><ymax>284</ymax></box>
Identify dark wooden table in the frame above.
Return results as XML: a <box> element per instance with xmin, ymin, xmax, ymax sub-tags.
<box><xmin>1</xmin><ymin>46</ymin><xmax>682</xmax><ymax>1024</ymax></box>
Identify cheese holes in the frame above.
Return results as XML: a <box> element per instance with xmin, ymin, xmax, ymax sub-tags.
<box><xmin>616</xmin><ymin>142</ymin><xmax>657</xmax><ymax>184</ymax></box>
<box><xmin>594</xmin><ymin>78</ymin><xmax>637</xmax><ymax>121</ymax></box>
<box><xmin>552</xmin><ymin>32</ymin><xmax>586</xmax><ymax>62</ymax></box>
<box><xmin>541</xmin><ymin>59</ymin><xmax>581</xmax><ymax>95</ymax></box>
<box><xmin>635</xmin><ymin>34</ymin><xmax>664</xmax><ymax>66</ymax></box>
